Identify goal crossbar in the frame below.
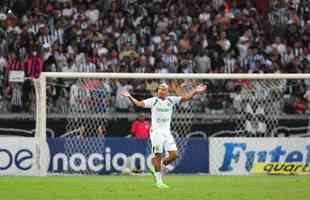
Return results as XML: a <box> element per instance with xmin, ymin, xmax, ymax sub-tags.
<box><xmin>41</xmin><ymin>72</ymin><xmax>310</xmax><ymax>80</ymax></box>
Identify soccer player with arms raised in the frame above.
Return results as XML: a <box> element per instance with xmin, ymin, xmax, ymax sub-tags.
<box><xmin>121</xmin><ymin>82</ymin><xmax>207</xmax><ymax>188</ymax></box>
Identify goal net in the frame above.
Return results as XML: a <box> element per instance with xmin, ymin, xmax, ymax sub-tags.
<box><xmin>235</xmin><ymin>79</ymin><xmax>286</xmax><ymax>137</ymax></box>
<box><xmin>34</xmin><ymin>73</ymin><xmax>309</xmax><ymax>175</ymax></box>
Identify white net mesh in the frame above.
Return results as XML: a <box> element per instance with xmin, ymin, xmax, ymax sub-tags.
<box><xmin>65</xmin><ymin>79</ymin><xmax>110</xmax><ymax>138</ymax></box>
<box><xmin>236</xmin><ymin>79</ymin><xmax>286</xmax><ymax>137</ymax></box>
<box><xmin>61</xmin><ymin>79</ymin><xmax>110</xmax><ymax>174</ymax></box>
<box><xmin>170</xmin><ymin>80</ymin><xmax>196</xmax><ymax>168</ymax></box>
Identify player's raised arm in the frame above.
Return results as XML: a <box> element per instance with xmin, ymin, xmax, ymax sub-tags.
<box><xmin>120</xmin><ymin>91</ymin><xmax>145</xmax><ymax>108</ymax></box>
<box><xmin>180</xmin><ymin>84</ymin><xmax>207</xmax><ymax>102</ymax></box>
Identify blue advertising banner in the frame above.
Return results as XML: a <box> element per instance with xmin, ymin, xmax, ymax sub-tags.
<box><xmin>47</xmin><ymin>138</ymin><xmax>209</xmax><ymax>174</ymax></box>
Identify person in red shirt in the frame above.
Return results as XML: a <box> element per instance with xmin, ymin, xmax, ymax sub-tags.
<box><xmin>6</xmin><ymin>51</ymin><xmax>25</xmax><ymax>85</ymax></box>
<box><xmin>293</xmin><ymin>95</ymin><xmax>306</xmax><ymax>114</ymax></box>
<box><xmin>25</xmin><ymin>50</ymin><xmax>43</xmax><ymax>79</ymax></box>
<box><xmin>131</xmin><ymin>112</ymin><xmax>150</xmax><ymax>139</ymax></box>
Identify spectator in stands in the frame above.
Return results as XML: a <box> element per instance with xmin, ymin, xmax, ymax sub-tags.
<box><xmin>194</xmin><ymin>50</ymin><xmax>211</xmax><ymax>73</ymax></box>
<box><xmin>293</xmin><ymin>95</ymin><xmax>306</xmax><ymax>114</ymax></box>
<box><xmin>25</xmin><ymin>50</ymin><xmax>43</xmax><ymax>79</ymax></box>
<box><xmin>303</xmin><ymin>87</ymin><xmax>310</xmax><ymax>113</ymax></box>
<box><xmin>130</xmin><ymin>112</ymin><xmax>150</xmax><ymax>139</ymax></box>
<box><xmin>8</xmin><ymin>82</ymin><xmax>23</xmax><ymax>112</ymax></box>
<box><xmin>0</xmin><ymin>0</ymin><xmax>309</xmax><ymax>115</ymax></box>
<box><xmin>115</xmin><ymin>80</ymin><xmax>133</xmax><ymax>112</ymax></box>
<box><xmin>0</xmin><ymin>56</ymin><xmax>6</xmax><ymax>99</ymax></box>
<box><xmin>285</xmin><ymin>94</ymin><xmax>306</xmax><ymax>114</ymax></box>
<box><xmin>6</xmin><ymin>51</ymin><xmax>24</xmax><ymax>84</ymax></box>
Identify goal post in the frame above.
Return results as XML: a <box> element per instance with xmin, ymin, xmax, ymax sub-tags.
<box><xmin>35</xmin><ymin>73</ymin><xmax>310</xmax><ymax>175</ymax></box>
<box><xmin>34</xmin><ymin>76</ymin><xmax>49</xmax><ymax>176</ymax></box>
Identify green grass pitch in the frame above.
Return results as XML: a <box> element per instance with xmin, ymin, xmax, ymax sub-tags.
<box><xmin>0</xmin><ymin>175</ymin><xmax>309</xmax><ymax>200</ymax></box>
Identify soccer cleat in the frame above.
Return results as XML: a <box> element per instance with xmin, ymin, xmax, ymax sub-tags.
<box><xmin>156</xmin><ymin>182</ymin><xmax>169</xmax><ymax>189</ymax></box>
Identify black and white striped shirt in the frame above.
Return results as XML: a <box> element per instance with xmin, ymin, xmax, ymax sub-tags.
<box><xmin>292</xmin><ymin>48</ymin><xmax>303</xmax><ymax>58</ymax></box>
<box><xmin>78</xmin><ymin>62</ymin><xmax>96</xmax><ymax>73</ymax></box>
<box><xmin>29</xmin><ymin>24</ymin><xmax>40</xmax><ymax>34</ymax></box>
<box><xmin>39</xmin><ymin>28</ymin><xmax>64</xmax><ymax>46</ymax></box>
<box><xmin>245</xmin><ymin>54</ymin><xmax>266</xmax><ymax>72</ymax></box>
<box><xmin>11</xmin><ymin>83</ymin><xmax>22</xmax><ymax>106</ymax></box>
<box><xmin>224</xmin><ymin>56</ymin><xmax>237</xmax><ymax>73</ymax></box>
<box><xmin>281</xmin><ymin>51</ymin><xmax>294</xmax><ymax>64</ymax></box>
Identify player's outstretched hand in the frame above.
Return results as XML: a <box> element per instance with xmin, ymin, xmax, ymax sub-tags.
<box><xmin>120</xmin><ymin>91</ymin><xmax>131</xmax><ymax>97</ymax></box>
<box><xmin>195</xmin><ymin>84</ymin><xmax>207</xmax><ymax>93</ymax></box>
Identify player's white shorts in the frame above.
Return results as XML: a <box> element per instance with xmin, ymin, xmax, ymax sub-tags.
<box><xmin>150</xmin><ymin>129</ymin><xmax>177</xmax><ymax>154</ymax></box>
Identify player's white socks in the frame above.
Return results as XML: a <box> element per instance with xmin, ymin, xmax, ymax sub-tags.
<box><xmin>161</xmin><ymin>159</ymin><xmax>174</xmax><ymax>174</ymax></box>
<box><xmin>155</xmin><ymin>172</ymin><xmax>162</xmax><ymax>184</ymax></box>
<box><xmin>162</xmin><ymin>164</ymin><xmax>174</xmax><ymax>174</ymax></box>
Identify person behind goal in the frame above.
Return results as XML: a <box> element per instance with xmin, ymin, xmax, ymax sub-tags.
<box><xmin>121</xmin><ymin>82</ymin><xmax>207</xmax><ymax>188</ymax></box>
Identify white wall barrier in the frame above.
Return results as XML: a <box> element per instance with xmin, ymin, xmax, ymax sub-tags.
<box><xmin>210</xmin><ymin>138</ymin><xmax>310</xmax><ymax>175</ymax></box>
<box><xmin>0</xmin><ymin>137</ymin><xmax>42</xmax><ymax>176</ymax></box>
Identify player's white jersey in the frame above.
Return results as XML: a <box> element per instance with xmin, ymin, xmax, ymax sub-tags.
<box><xmin>143</xmin><ymin>96</ymin><xmax>182</xmax><ymax>132</ymax></box>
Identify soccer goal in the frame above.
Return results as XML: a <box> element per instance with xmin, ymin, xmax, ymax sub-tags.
<box><xmin>34</xmin><ymin>73</ymin><xmax>310</xmax><ymax>176</ymax></box>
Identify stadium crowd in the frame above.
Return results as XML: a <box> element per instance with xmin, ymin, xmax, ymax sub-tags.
<box><xmin>0</xmin><ymin>0</ymin><xmax>309</xmax><ymax>114</ymax></box>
